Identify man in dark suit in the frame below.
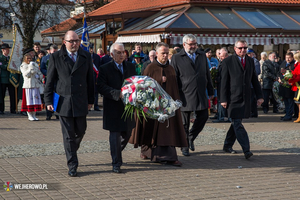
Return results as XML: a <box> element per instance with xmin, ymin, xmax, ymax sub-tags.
<box><xmin>100</xmin><ymin>49</ymin><xmax>112</xmax><ymax>65</ymax></box>
<box><xmin>213</xmin><ymin>47</ymin><xmax>229</xmax><ymax>123</ymax></box>
<box><xmin>261</xmin><ymin>52</ymin><xmax>279</xmax><ymax>114</ymax></box>
<box><xmin>89</xmin><ymin>44</ymin><xmax>101</xmax><ymax>111</ymax></box>
<box><xmin>40</xmin><ymin>44</ymin><xmax>58</xmax><ymax>120</ymax></box>
<box><xmin>171</xmin><ymin>34</ymin><xmax>214</xmax><ymax>156</ymax></box>
<box><xmin>97</xmin><ymin>42</ymin><xmax>135</xmax><ymax>173</ymax></box>
<box><xmin>220</xmin><ymin>40</ymin><xmax>263</xmax><ymax>159</ymax></box>
<box><xmin>44</xmin><ymin>31</ymin><xmax>94</xmax><ymax>177</ymax></box>
<box><xmin>278</xmin><ymin>52</ymin><xmax>295</xmax><ymax>121</ymax></box>
<box><xmin>0</xmin><ymin>43</ymin><xmax>16</xmax><ymax>114</ymax></box>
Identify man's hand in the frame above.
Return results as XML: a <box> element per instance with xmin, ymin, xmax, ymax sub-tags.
<box><xmin>119</xmin><ymin>92</ymin><xmax>123</xmax><ymax>99</ymax></box>
<box><xmin>47</xmin><ymin>105</ymin><xmax>54</xmax><ymax>111</ymax></box>
<box><xmin>209</xmin><ymin>95</ymin><xmax>214</xmax><ymax>100</ymax></box>
<box><xmin>221</xmin><ymin>102</ymin><xmax>227</xmax><ymax>108</ymax></box>
<box><xmin>257</xmin><ymin>98</ymin><xmax>264</xmax><ymax>106</ymax></box>
<box><xmin>162</xmin><ymin>76</ymin><xmax>167</xmax><ymax>83</ymax></box>
<box><xmin>88</xmin><ymin>104</ymin><xmax>93</xmax><ymax>110</ymax></box>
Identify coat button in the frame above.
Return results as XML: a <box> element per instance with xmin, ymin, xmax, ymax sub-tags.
<box><xmin>79</xmin><ymin>84</ymin><xmax>82</xmax><ymax>86</ymax></box>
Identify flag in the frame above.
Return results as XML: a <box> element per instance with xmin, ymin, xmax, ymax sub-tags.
<box><xmin>80</xmin><ymin>16</ymin><xmax>90</xmax><ymax>51</ymax></box>
<box><xmin>8</xmin><ymin>24</ymin><xmax>23</xmax><ymax>87</ymax></box>
<box><xmin>80</xmin><ymin>15</ymin><xmax>99</xmax><ymax>78</ymax></box>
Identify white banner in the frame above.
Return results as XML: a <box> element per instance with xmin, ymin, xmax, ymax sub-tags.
<box><xmin>8</xmin><ymin>24</ymin><xmax>23</xmax><ymax>74</ymax></box>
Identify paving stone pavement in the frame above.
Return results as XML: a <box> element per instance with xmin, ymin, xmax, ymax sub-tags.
<box><xmin>0</xmin><ymin>98</ymin><xmax>300</xmax><ymax>199</ymax></box>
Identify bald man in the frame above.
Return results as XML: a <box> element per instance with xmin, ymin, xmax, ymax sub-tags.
<box><xmin>44</xmin><ymin>31</ymin><xmax>94</xmax><ymax>177</ymax></box>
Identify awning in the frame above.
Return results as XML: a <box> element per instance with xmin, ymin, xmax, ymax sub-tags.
<box><xmin>273</xmin><ymin>37</ymin><xmax>300</xmax><ymax>45</ymax></box>
<box><xmin>116</xmin><ymin>34</ymin><xmax>161</xmax><ymax>43</ymax></box>
<box><xmin>170</xmin><ymin>34</ymin><xmax>271</xmax><ymax>45</ymax></box>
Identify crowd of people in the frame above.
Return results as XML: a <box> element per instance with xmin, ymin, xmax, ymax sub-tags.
<box><xmin>1</xmin><ymin>31</ymin><xmax>300</xmax><ymax>176</ymax></box>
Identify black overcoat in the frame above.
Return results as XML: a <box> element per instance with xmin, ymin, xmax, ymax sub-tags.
<box><xmin>97</xmin><ymin>60</ymin><xmax>136</xmax><ymax>132</ymax></box>
<box><xmin>44</xmin><ymin>45</ymin><xmax>95</xmax><ymax>117</ymax></box>
<box><xmin>171</xmin><ymin>49</ymin><xmax>214</xmax><ymax>111</ymax></box>
<box><xmin>261</xmin><ymin>59</ymin><xmax>279</xmax><ymax>90</ymax></box>
<box><xmin>220</xmin><ymin>54</ymin><xmax>263</xmax><ymax>119</ymax></box>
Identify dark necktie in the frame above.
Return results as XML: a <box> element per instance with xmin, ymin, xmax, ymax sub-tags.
<box><xmin>118</xmin><ymin>64</ymin><xmax>123</xmax><ymax>74</ymax></box>
<box><xmin>190</xmin><ymin>54</ymin><xmax>195</xmax><ymax>63</ymax></box>
<box><xmin>241</xmin><ymin>58</ymin><xmax>245</xmax><ymax>69</ymax></box>
<box><xmin>71</xmin><ymin>53</ymin><xmax>76</xmax><ymax>62</ymax></box>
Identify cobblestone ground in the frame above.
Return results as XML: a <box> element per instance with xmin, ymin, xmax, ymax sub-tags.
<box><xmin>0</xmin><ymin>97</ymin><xmax>300</xmax><ymax>199</ymax></box>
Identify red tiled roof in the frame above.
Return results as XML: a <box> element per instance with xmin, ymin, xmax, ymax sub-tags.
<box><xmin>41</xmin><ymin>13</ymin><xmax>84</xmax><ymax>34</ymax></box>
<box><xmin>88</xmin><ymin>0</ymin><xmax>300</xmax><ymax>17</ymax></box>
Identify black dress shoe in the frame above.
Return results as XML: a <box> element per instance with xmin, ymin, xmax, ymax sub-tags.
<box><xmin>282</xmin><ymin>118</ymin><xmax>292</xmax><ymax>121</ymax></box>
<box><xmin>0</xmin><ymin>111</ymin><xmax>4</xmax><ymax>114</ymax></box>
<box><xmin>181</xmin><ymin>150</ymin><xmax>190</xmax><ymax>156</ymax></box>
<box><xmin>250</xmin><ymin>114</ymin><xmax>258</xmax><ymax>118</ymax></box>
<box><xmin>189</xmin><ymin>140</ymin><xmax>195</xmax><ymax>151</ymax></box>
<box><xmin>223</xmin><ymin>147</ymin><xmax>237</xmax><ymax>154</ymax></box>
<box><xmin>112</xmin><ymin>166</ymin><xmax>122</xmax><ymax>173</ymax></box>
<box><xmin>46</xmin><ymin>116</ymin><xmax>51</xmax><ymax>120</ymax></box>
<box><xmin>68</xmin><ymin>169</ymin><xmax>77</xmax><ymax>177</ymax></box>
<box><xmin>210</xmin><ymin>116</ymin><xmax>218</xmax><ymax>119</ymax></box>
<box><xmin>280</xmin><ymin>116</ymin><xmax>285</xmax><ymax>120</ymax></box>
<box><xmin>244</xmin><ymin>151</ymin><xmax>253</xmax><ymax>159</ymax></box>
<box><xmin>212</xmin><ymin>120</ymin><xmax>226</xmax><ymax>123</ymax></box>
<box><xmin>292</xmin><ymin>115</ymin><xmax>297</xmax><ymax>118</ymax></box>
<box><xmin>273</xmin><ymin>110</ymin><xmax>279</xmax><ymax>114</ymax></box>
<box><xmin>10</xmin><ymin>111</ymin><xmax>16</xmax><ymax>114</ymax></box>
<box><xmin>263</xmin><ymin>110</ymin><xmax>268</xmax><ymax>114</ymax></box>
<box><xmin>94</xmin><ymin>106</ymin><xmax>101</xmax><ymax>111</ymax></box>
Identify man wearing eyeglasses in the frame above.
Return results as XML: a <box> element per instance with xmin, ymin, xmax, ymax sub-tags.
<box><xmin>220</xmin><ymin>40</ymin><xmax>263</xmax><ymax>159</ymax></box>
<box><xmin>171</xmin><ymin>34</ymin><xmax>214</xmax><ymax>157</ymax></box>
<box><xmin>44</xmin><ymin>31</ymin><xmax>94</xmax><ymax>177</ymax></box>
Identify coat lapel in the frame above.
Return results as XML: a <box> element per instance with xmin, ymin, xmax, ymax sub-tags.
<box><xmin>233</xmin><ymin>54</ymin><xmax>244</xmax><ymax>71</ymax></box>
<box><xmin>179</xmin><ymin>50</ymin><xmax>196</xmax><ymax>73</ymax></box>
<box><xmin>71</xmin><ymin>48</ymin><xmax>87</xmax><ymax>74</ymax></box>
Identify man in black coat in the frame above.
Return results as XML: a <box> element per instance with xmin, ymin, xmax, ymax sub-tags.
<box><xmin>40</xmin><ymin>44</ymin><xmax>58</xmax><ymax>120</ymax></box>
<box><xmin>171</xmin><ymin>34</ymin><xmax>214</xmax><ymax>156</ymax></box>
<box><xmin>213</xmin><ymin>47</ymin><xmax>229</xmax><ymax>123</ymax></box>
<box><xmin>278</xmin><ymin>52</ymin><xmax>295</xmax><ymax>121</ymax></box>
<box><xmin>220</xmin><ymin>40</ymin><xmax>263</xmax><ymax>159</ymax></box>
<box><xmin>44</xmin><ymin>31</ymin><xmax>94</xmax><ymax>177</ymax></box>
<box><xmin>89</xmin><ymin>45</ymin><xmax>101</xmax><ymax>111</ymax></box>
<box><xmin>261</xmin><ymin>52</ymin><xmax>279</xmax><ymax>114</ymax></box>
<box><xmin>97</xmin><ymin>42</ymin><xmax>135</xmax><ymax>173</ymax></box>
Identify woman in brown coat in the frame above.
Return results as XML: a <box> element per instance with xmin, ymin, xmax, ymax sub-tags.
<box><xmin>129</xmin><ymin>42</ymin><xmax>187</xmax><ymax>166</ymax></box>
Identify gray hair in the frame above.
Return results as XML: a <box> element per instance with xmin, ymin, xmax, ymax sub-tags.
<box><xmin>183</xmin><ymin>34</ymin><xmax>196</xmax><ymax>44</ymax></box>
<box><xmin>155</xmin><ymin>42</ymin><xmax>169</xmax><ymax>51</ymax></box>
<box><xmin>149</xmin><ymin>50</ymin><xmax>156</xmax><ymax>56</ymax></box>
<box><xmin>234</xmin><ymin>40</ymin><xmax>248</xmax><ymax>47</ymax></box>
<box><xmin>110</xmin><ymin>42</ymin><xmax>124</xmax><ymax>55</ymax></box>
<box><xmin>220</xmin><ymin>47</ymin><xmax>228</xmax><ymax>55</ymax></box>
<box><xmin>261</xmin><ymin>51</ymin><xmax>267</xmax><ymax>57</ymax></box>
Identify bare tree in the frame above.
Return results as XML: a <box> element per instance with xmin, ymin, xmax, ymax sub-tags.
<box><xmin>0</xmin><ymin>0</ymin><xmax>73</xmax><ymax>48</ymax></box>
